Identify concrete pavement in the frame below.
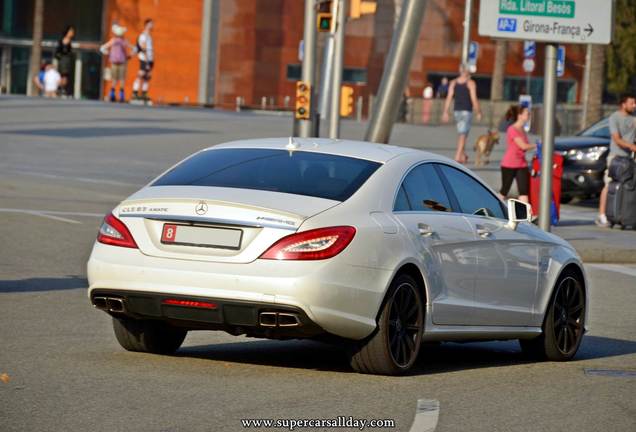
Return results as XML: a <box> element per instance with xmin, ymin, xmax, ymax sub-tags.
<box><xmin>1</xmin><ymin>96</ymin><xmax>636</xmax><ymax>432</ymax></box>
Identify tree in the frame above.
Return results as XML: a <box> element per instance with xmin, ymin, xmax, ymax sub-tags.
<box><xmin>583</xmin><ymin>45</ymin><xmax>605</xmax><ymax>128</ymax></box>
<box><xmin>27</xmin><ymin>0</ymin><xmax>44</xmax><ymax>96</ymax></box>
<box><xmin>606</xmin><ymin>0</ymin><xmax>636</xmax><ymax>96</ymax></box>
<box><xmin>489</xmin><ymin>40</ymin><xmax>507</xmax><ymax>128</ymax></box>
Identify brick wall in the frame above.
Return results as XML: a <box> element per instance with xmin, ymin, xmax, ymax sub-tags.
<box><xmin>103</xmin><ymin>0</ymin><xmax>203</xmax><ymax>103</ymax></box>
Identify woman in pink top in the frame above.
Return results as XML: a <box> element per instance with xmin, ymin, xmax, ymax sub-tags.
<box><xmin>500</xmin><ymin>105</ymin><xmax>536</xmax><ymax>203</ymax></box>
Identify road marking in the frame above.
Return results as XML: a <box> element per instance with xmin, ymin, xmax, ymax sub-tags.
<box><xmin>587</xmin><ymin>264</ymin><xmax>636</xmax><ymax>278</ymax></box>
<box><xmin>0</xmin><ymin>208</ymin><xmax>104</xmax><ymax>224</ymax></box>
<box><xmin>4</xmin><ymin>170</ymin><xmax>143</xmax><ymax>187</ymax></box>
<box><xmin>409</xmin><ymin>399</ymin><xmax>440</xmax><ymax>432</ymax></box>
<box><xmin>22</xmin><ymin>211</ymin><xmax>80</xmax><ymax>224</ymax></box>
<box><xmin>584</xmin><ymin>368</ymin><xmax>636</xmax><ymax>378</ymax></box>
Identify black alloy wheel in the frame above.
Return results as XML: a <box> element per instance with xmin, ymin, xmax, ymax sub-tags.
<box><xmin>520</xmin><ymin>271</ymin><xmax>585</xmax><ymax>361</ymax></box>
<box><xmin>387</xmin><ymin>282</ymin><xmax>423</xmax><ymax>368</ymax></box>
<box><xmin>349</xmin><ymin>274</ymin><xmax>424</xmax><ymax>375</ymax></box>
<box><xmin>551</xmin><ymin>276</ymin><xmax>585</xmax><ymax>356</ymax></box>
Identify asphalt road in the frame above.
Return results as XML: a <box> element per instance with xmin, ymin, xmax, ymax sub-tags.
<box><xmin>1</xmin><ymin>97</ymin><xmax>635</xmax><ymax>432</ymax></box>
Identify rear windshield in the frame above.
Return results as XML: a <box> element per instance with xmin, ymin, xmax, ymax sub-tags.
<box><xmin>152</xmin><ymin>148</ymin><xmax>382</xmax><ymax>201</ymax></box>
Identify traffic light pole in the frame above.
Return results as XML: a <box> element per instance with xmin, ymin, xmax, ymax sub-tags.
<box><xmin>299</xmin><ymin>0</ymin><xmax>317</xmax><ymax>138</ymax></box>
<box><xmin>318</xmin><ymin>34</ymin><xmax>335</xmax><ymax>121</ymax></box>
<box><xmin>461</xmin><ymin>0</ymin><xmax>473</xmax><ymax>65</ymax></box>
<box><xmin>539</xmin><ymin>43</ymin><xmax>558</xmax><ymax>232</ymax></box>
<box><xmin>329</xmin><ymin>0</ymin><xmax>346</xmax><ymax>139</ymax></box>
<box><xmin>365</xmin><ymin>0</ymin><xmax>427</xmax><ymax>144</ymax></box>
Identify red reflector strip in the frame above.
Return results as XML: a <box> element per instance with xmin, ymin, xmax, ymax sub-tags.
<box><xmin>161</xmin><ymin>299</ymin><xmax>217</xmax><ymax>309</ymax></box>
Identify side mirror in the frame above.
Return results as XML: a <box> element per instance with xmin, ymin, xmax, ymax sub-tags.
<box><xmin>506</xmin><ymin>199</ymin><xmax>532</xmax><ymax>229</ymax></box>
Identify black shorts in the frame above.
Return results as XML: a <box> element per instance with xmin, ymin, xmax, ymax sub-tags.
<box><xmin>140</xmin><ymin>60</ymin><xmax>154</xmax><ymax>72</ymax></box>
<box><xmin>500</xmin><ymin>167</ymin><xmax>530</xmax><ymax>196</ymax></box>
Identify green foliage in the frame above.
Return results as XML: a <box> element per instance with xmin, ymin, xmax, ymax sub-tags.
<box><xmin>606</xmin><ymin>0</ymin><xmax>636</xmax><ymax>94</ymax></box>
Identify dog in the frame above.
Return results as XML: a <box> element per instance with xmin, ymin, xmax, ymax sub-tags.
<box><xmin>474</xmin><ymin>130</ymin><xmax>499</xmax><ymax>167</ymax></box>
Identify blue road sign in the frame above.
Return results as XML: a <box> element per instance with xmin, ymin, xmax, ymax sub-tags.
<box><xmin>524</xmin><ymin>41</ymin><xmax>536</xmax><ymax>59</ymax></box>
<box><xmin>468</xmin><ymin>42</ymin><xmax>479</xmax><ymax>65</ymax></box>
<box><xmin>497</xmin><ymin>18</ymin><xmax>517</xmax><ymax>33</ymax></box>
<box><xmin>557</xmin><ymin>46</ymin><xmax>566</xmax><ymax>77</ymax></box>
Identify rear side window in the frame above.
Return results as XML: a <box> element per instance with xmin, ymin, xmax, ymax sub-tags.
<box><xmin>437</xmin><ymin>165</ymin><xmax>505</xmax><ymax>219</ymax></box>
<box><xmin>397</xmin><ymin>163</ymin><xmax>452</xmax><ymax>212</ymax></box>
<box><xmin>152</xmin><ymin>148</ymin><xmax>381</xmax><ymax>202</ymax></box>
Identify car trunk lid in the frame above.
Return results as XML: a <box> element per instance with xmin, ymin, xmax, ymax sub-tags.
<box><xmin>114</xmin><ymin>186</ymin><xmax>340</xmax><ymax>263</ymax></box>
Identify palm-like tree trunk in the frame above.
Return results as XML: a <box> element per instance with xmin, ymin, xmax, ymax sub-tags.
<box><xmin>489</xmin><ymin>40</ymin><xmax>507</xmax><ymax>129</ymax></box>
<box><xmin>27</xmin><ymin>0</ymin><xmax>44</xmax><ymax>96</ymax></box>
<box><xmin>582</xmin><ymin>45</ymin><xmax>605</xmax><ymax>128</ymax></box>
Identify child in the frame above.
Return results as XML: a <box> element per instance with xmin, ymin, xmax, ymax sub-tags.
<box><xmin>43</xmin><ymin>64</ymin><xmax>61</xmax><ymax>98</ymax></box>
<box><xmin>100</xmin><ymin>24</ymin><xmax>131</xmax><ymax>102</ymax></box>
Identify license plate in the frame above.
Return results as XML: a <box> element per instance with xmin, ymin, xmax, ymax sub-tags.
<box><xmin>161</xmin><ymin>224</ymin><xmax>242</xmax><ymax>250</ymax></box>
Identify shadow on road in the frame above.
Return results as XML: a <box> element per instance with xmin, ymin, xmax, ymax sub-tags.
<box><xmin>177</xmin><ymin>339</ymin><xmax>352</xmax><ymax>373</ymax></box>
<box><xmin>0</xmin><ymin>276</ymin><xmax>87</xmax><ymax>293</ymax></box>
<box><xmin>176</xmin><ymin>335</ymin><xmax>636</xmax><ymax>375</ymax></box>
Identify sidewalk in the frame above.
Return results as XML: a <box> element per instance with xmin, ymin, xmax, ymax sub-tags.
<box><xmin>553</xmin><ymin>203</ymin><xmax>636</xmax><ymax>263</ymax></box>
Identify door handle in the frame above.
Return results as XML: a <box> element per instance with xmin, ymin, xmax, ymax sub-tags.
<box><xmin>417</xmin><ymin>223</ymin><xmax>434</xmax><ymax>237</ymax></box>
<box><xmin>476</xmin><ymin>225</ymin><xmax>492</xmax><ymax>238</ymax></box>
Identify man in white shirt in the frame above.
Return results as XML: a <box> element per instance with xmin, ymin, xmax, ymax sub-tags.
<box><xmin>43</xmin><ymin>64</ymin><xmax>61</xmax><ymax>98</ymax></box>
<box><xmin>132</xmin><ymin>18</ymin><xmax>154</xmax><ymax>102</ymax></box>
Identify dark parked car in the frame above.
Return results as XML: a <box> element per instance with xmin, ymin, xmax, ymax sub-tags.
<box><xmin>555</xmin><ymin>117</ymin><xmax>610</xmax><ymax>202</ymax></box>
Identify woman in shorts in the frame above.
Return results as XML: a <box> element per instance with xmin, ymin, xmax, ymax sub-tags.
<box><xmin>500</xmin><ymin>105</ymin><xmax>536</xmax><ymax>203</ymax></box>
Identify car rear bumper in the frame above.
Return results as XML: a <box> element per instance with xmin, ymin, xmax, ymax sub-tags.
<box><xmin>90</xmin><ymin>289</ymin><xmax>325</xmax><ymax>339</ymax></box>
<box><xmin>87</xmin><ymin>242</ymin><xmax>391</xmax><ymax>340</ymax></box>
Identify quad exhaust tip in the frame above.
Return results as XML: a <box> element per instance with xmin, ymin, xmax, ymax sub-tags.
<box><xmin>259</xmin><ymin>311</ymin><xmax>301</xmax><ymax>327</ymax></box>
<box><xmin>93</xmin><ymin>296</ymin><xmax>125</xmax><ymax>313</ymax></box>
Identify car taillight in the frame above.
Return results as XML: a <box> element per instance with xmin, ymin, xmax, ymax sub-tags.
<box><xmin>259</xmin><ymin>226</ymin><xmax>356</xmax><ymax>260</ymax></box>
<box><xmin>97</xmin><ymin>213</ymin><xmax>138</xmax><ymax>249</ymax></box>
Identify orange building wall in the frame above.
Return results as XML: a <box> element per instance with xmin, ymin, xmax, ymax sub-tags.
<box><xmin>212</xmin><ymin>0</ymin><xmax>585</xmax><ymax>114</ymax></box>
<box><xmin>103</xmin><ymin>0</ymin><xmax>203</xmax><ymax>103</ymax></box>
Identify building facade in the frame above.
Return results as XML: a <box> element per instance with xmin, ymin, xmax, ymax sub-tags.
<box><xmin>1</xmin><ymin>0</ymin><xmax>587</xmax><ymax>109</ymax></box>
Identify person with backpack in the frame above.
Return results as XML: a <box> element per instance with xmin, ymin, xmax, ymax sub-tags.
<box><xmin>100</xmin><ymin>24</ymin><xmax>131</xmax><ymax>103</ymax></box>
<box><xmin>595</xmin><ymin>95</ymin><xmax>636</xmax><ymax>227</ymax></box>
<box><xmin>132</xmin><ymin>19</ymin><xmax>154</xmax><ymax>102</ymax></box>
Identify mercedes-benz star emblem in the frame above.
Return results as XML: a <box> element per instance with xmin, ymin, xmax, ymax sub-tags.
<box><xmin>195</xmin><ymin>201</ymin><xmax>208</xmax><ymax>215</ymax></box>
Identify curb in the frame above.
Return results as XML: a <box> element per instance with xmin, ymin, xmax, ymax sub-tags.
<box><xmin>572</xmin><ymin>247</ymin><xmax>636</xmax><ymax>264</ymax></box>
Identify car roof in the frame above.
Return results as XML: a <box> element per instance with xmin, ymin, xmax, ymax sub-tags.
<box><xmin>208</xmin><ymin>137</ymin><xmax>449</xmax><ymax>164</ymax></box>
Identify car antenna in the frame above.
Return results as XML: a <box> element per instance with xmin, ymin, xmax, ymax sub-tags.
<box><xmin>286</xmin><ymin>136</ymin><xmax>300</xmax><ymax>156</ymax></box>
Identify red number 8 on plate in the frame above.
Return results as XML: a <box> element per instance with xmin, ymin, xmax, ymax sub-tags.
<box><xmin>162</xmin><ymin>224</ymin><xmax>177</xmax><ymax>242</ymax></box>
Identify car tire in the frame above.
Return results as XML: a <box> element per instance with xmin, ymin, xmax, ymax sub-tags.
<box><xmin>519</xmin><ymin>270</ymin><xmax>585</xmax><ymax>361</ymax></box>
<box><xmin>112</xmin><ymin>317</ymin><xmax>187</xmax><ymax>355</ymax></box>
<box><xmin>349</xmin><ymin>274</ymin><xmax>424</xmax><ymax>375</ymax></box>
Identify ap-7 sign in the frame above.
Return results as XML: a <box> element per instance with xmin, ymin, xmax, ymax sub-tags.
<box><xmin>479</xmin><ymin>0</ymin><xmax>614</xmax><ymax>44</ymax></box>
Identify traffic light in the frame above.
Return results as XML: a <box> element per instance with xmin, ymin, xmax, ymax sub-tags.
<box><xmin>317</xmin><ymin>12</ymin><xmax>332</xmax><ymax>32</ymax></box>
<box><xmin>317</xmin><ymin>1</ymin><xmax>333</xmax><ymax>32</ymax></box>
<box><xmin>350</xmin><ymin>0</ymin><xmax>377</xmax><ymax>19</ymax></box>
<box><xmin>340</xmin><ymin>85</ymin><xmax>354</xmax><ymax>117</ymax></box>
<box><xmin>295</xmin><ymin>81</ymin><xmax>311</xmax><ymax>120</ymax></box>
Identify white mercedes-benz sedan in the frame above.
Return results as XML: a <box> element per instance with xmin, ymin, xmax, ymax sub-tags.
<box><xmin>87</xmin><ymin>138</ymin><xmax>589</xmax><ymax>375</ymax></box>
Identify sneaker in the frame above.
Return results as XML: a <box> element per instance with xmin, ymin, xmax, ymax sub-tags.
<box><xmin>594</xmin><ymin>214</ymin><xmax>609</xmax><ymax>227</ymax></box>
